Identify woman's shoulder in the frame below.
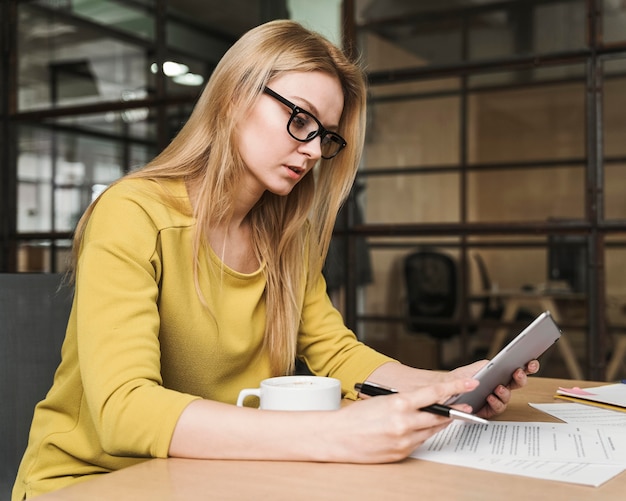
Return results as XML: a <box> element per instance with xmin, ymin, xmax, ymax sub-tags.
<box><xmin>102</xmin><ymin>177</ymin><xmax>186</xmax><ymax>201</ymax></box>
<box><xmin>94</xmin><ymin>177</ymin><xmax>193</xmax><ymax>229</ymax></box>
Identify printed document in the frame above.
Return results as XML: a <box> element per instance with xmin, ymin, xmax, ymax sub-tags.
<box><xmin>529</xmin><ymin>402</ymin><xmax>626</xmax><ymax>427</ymax></box>
<box><xmin>410</xmin><ymin>420</ymin><xmax>626</xmax><ymax>486</ymax></box>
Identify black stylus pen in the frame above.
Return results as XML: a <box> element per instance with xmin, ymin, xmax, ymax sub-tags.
<box><xmin>354</xmin><ymin>381</ymin><xmax>488</xmax><ymax>425</ymax></box>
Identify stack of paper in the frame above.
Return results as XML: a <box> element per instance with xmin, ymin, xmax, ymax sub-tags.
<box><xmin>410</xmin><ymin>419</ymin><xmax>626</xmax><ymax>487</ymax></box>
<box><xmin>554</xmin><ymin>383</ymin><xmax>626</xmax><ymax>412</ymax></box>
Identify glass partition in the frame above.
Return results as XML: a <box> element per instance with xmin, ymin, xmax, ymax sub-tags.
<box><xmin>357</xmin><ymin>0</ymin><xmax>587</xmax><ymax>73</ymax></box>
<box><xmin>354</xmin><ymin>0</ymin><xmax>626</xmax><ymax>379</ymax></box>
<box><xmin>33</xmin><ymin>0</ymin><xmax>155</xmax><ymax>40</ymax></box>
<box><xmin>18</xmin><ymin>4</ymin><xmax>150</xmax><ymax>111</ymax></box>
<box><xmin>16</xmin><ymin>123</ymin><xmax>150</xmax><ymax>235</ymax></box>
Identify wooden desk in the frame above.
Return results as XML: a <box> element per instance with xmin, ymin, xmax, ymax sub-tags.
<box><xmin>485</xmin><ymin>290</ymin><xmax>584</xmax><ymax>379</ymax></box>
<box><xmin>35</xmin><ymin>378</ymin><xmax>625</xmax><ymax>501</ymax></box>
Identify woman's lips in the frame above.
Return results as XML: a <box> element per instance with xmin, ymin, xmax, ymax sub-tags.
<box><xmin>285</xmin><ymin>165</ymin><xmax>304</xmax><ymax>178</ymax></box>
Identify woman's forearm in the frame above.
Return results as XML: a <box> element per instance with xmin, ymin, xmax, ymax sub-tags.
<box><xmin>168</xmin><ymin>399</ymin><xmax>340</xmax><ymax>462</ymax></box>
<box><xmin>168</xmin><ymin>376</ymin><xmax>482</xmax><ymax>464</ymax></box>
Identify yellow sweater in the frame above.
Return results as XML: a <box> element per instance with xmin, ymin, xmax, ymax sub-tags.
<box><xmin>13</xmin><ymin>178</ymin><xmax>393</xmax><ymax>499</ymax></box>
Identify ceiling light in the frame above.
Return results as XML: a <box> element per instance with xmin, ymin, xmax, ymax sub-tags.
<box><xmin>150</xmin><ymin>61</ymin><xmax>190</xmax><ymax>77</ymax></box>
<box><xmin>172</xmin><ymin>73</ymin><xmax>204</xmax><ymax>86</ymax></box>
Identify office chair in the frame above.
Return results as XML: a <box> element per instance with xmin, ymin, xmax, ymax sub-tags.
<box><xmin>473</xmin><ymin>252</ymin><xmax>505</xmax><ymax>320</ymax></box>
<box><xmin>403</xmin><ymin>249</ymin><xmax>478</xmax><ymax>368</ymax></box>
<box><xmin>0</xmin><ymin>273</ymin><xmax>72</xmax><ymax>499</ymax></box>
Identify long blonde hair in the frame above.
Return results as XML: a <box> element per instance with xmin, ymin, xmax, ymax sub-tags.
<box><xmin>72</xmin><ymin>20</ymin><xmax>367</xmax><ymax>375</ymax></box>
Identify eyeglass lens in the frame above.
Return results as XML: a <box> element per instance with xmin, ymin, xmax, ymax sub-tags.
<box><xmin>288</xmin><ymin>111</ymin><xmax>344</xmax><ymax>159</ymax></box>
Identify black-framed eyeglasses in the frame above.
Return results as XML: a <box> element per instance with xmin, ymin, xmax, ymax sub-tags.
<box><xmin>263</xmin><ymin>86</ymin><xmax>347</xmax><ymax>160</ymax></box>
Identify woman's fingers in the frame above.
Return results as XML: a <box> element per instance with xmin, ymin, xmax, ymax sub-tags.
<box><xmin>345</xmin><ymin>377</ymin><xmax>481</xmax><ymax>462</ymax></box>
<box><xmin>526</xmin><ymin>360</ymin><xmax>540</xmax><ymax>374</ymax></box>
<box><xmin>479</xmin><ymin>360</ymin><xmax>540</xmax><ymax>417</ymax></box>
<box><xmin>403</xmin><ymin>377</ymin><xmax>479</xmax><ymax>411</ymax></box>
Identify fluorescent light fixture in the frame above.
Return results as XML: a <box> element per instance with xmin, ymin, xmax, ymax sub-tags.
<box><xmin>150</xmin><ymin>61</ymin><xmax>189</xmax><ymax>77</ymax></box>
<box><xmin>172</xmin><ymin>72</ymin><xmax>204</xmax><ymax>86</ymax></box>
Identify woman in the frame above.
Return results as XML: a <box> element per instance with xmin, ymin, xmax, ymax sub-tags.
<box><xmin>13</xmin><ymin>20</ymin><xmax>537</xmax><ymax>499</ymax></box>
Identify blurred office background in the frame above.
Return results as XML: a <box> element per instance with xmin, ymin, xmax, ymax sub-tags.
<box><xmin>2</xmin><ymin>0</ymin><xmax>626</xmax><ymax>380</ymax></box>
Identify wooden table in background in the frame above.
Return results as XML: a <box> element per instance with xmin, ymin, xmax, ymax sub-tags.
<box><xmin>34</xmin><ymin>377</ymin><xmax>626</xmax><ymax>501</ymax></box>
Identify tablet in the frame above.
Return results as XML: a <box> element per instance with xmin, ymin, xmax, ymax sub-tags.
<box><xmin>446</xmin><ymin>311</ymin><xmax>561</xmax><ymax>411</ymax></box>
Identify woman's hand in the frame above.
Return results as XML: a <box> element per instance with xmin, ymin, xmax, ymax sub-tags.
<box><xmin>447</xmin><ymin>359</ymin><xmax>540</xmax><ymax>418</ymax></box>
<box><xmin>331</xmin><ymin>377</ymin><xmax>479</xmax><ymax>463</ymax></box>
<box><xmin>363</xmin><ymin>357</ymin><xmax>540</xmax><ymax>421</ymax></box>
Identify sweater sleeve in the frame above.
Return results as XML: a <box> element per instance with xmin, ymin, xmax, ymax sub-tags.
<box><xmin>76</xmin><ymin>183</ymin><xmax>200</xmax><ymax>458</ymax></box>
<box><xmin>297</xmin><ymin>272</ymin><xmax>397</xmax><ymax>400</ymax></box>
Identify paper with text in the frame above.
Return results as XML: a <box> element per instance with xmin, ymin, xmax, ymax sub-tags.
<box><xmin>410</xmin><ymin>421</ymin><xmax>626</xmax><ymax>486</ymax></box>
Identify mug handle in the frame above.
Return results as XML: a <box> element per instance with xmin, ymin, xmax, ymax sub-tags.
<box><xmin>236</xmin><ymin>388</ymin><xmax>261</xmax><ymax>407</ymax></box>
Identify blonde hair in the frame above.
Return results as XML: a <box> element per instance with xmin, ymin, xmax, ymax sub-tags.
<box><xmin>72</xmin><ymin>20</ymin><xmax>367</xmax><ymax>375</ymax></box>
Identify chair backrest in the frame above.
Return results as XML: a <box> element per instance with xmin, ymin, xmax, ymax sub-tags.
<box><xmin>472</xmin><ymin>252</ymin><xmax>504</xmax><ymax>319</ymax></box>
<box><xmin>473</xmin><ymin>252</ymin><xmax>492</xmax><ymax>292</ymax></box>
<box><xmin>404</xmin><ymin>250</ymin><xmax>458</xmax><ymax>338</ymax></box>
<box><xmin>0</xmin><ymin>273</ymin><xmax>72</xmax><ymax>499</ymax></box>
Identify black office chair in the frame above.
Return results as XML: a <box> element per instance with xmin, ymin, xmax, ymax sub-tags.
<box><xmin>473</xmin><ymin>252</ymin><xmax>505</xmax><ymax>320</ymax></box>
<box><xmin>403</xmin><ymin>249</ymin><xmax>478</xmax><ymax>368</ymax></box>
<box><xmin>0</xmin><ymin>273</ymin><xmax>73</xmax><ymax>499</ymax></box>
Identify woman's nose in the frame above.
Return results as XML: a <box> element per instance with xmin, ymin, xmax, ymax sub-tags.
<box><xmin>297</xmin><ymin>137</ymin><xmax>322</xmax><ymax>159</ymax></box>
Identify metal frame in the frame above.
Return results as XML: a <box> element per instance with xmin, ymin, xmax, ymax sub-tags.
<box><xmin>0</xmin><ymin>0</ymin><xmax>259</xmax><ymax>272</ymax></box>
<box><xmin>340</xmin><ymin>0</ymin><xmax>626</xmax><ymax>379</ymax></box>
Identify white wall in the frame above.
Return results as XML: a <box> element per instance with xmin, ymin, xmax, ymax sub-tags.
<box><xmin>288</xmin><ymin>0</ymin><xmax>342</xmax><ymax>46</ymax></box>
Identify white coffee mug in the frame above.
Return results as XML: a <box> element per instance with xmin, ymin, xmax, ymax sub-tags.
<box><xmin>236</xmin><ymin>375</ymin><xmax>341</xmax><ymax>411</ymax></box>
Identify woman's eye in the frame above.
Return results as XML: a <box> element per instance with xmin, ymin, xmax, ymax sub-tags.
<box><xmin>292</xmin><ymin>113</ymin><xmax>309</xmax><ymax>130</ymax></box>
